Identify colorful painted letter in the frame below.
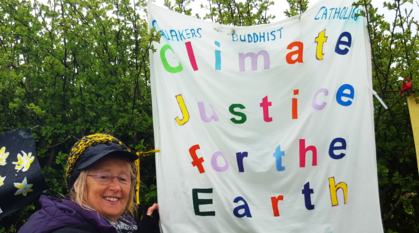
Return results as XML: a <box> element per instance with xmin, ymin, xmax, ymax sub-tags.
<box><xmin>233</xmin><ymin>196</ymin><xmax>252</xmax><ymax>218</ymax></box>
<box><xmin>236</xmin><ymin>152</ymin><xmax>248</xmax><ymax>172</ymax></box>
<box><xmin>215</xmin><ymin>41</ymin><xmax>221</xmax><ymax>70</ymax></box>
<box><xmin>198</xmin><ymin>102</ymin><xmax>219</xmax><ymax>122</ymax></box>
<box><xmin>312</xmin><ymin>88</ymin><xmax>329</xmax><ymax>110</ymax></box>
<box><xmin>211</xmin><ymin>151</ymin><xmax>229</xmax><ymax>172</ymax></box>
<box><xmin>192</xmin><ymin>188</ymin><xmax>215</xmax><ymax>216</ymax></box>
<box><xmin>185</xmin><ymin>42</ymin><xmax>199</xmax><ymax>71</ymax></box>
<box><xmin>286</xmin><ymin>42</ymin><xmax>304</xmax><ymax>64</ymax></box>
<box><xmin>329</xmin><ymin>138</ymin><xmax>347</xmax><ymax>159</ymax></box>
<box><xmin>273</xmin><ymin>145</ymin><xmax>285</xmax><ymax>171</ymax></box>
<box><xmin>160</xmin><ymin>44</ymin><xmax>183</xmax><ymax>73</ymax></box>
<box><xmin>335</xmin><ymin>32</ymin><xmax>352</xmax><ymax>55</ymax></box>
<box><xmin>239</xmin><ymin>50</ymin><xmax>270</xmax><ymax>72</ymax></box>
<box><xmin>292</xmin><ymin>89</ymin><xmax>299</xmax><ymax>119</ymax></box>
<box><xmin>315</xmin><ymin>29</ymin><xmax>328</xmax><ymax>60</ymax></box>
<box><xmin>302</xmin><ymin>182</ymin><xmax>315</xmax><ymax>210</ymax></box>
<box><xmin>229</xmin><ymin>104</ymin><xmax>247</xmax><ymax>124</ymax></box>
<box><xmin>299</xmin><ymin>139</ymin><xmax>317</xmax><ymax>167</ymax></box>
<box><xmin>189</xmin><ymin>144</ymin><xmax>205</xmax><ymax>173</ymax></box>
<box><xmin>336</xmin><ymin>84</ymin><xmax>354</xmax><ymax>106</ymax></box>
<box><xmin>175</xmin><ymin>95</ymin><xmax>190</xmax><ymax>125</ymax></box>
<box><xmin>329</xmin><ymin>177</ymin><xmax>348</xmax><ymax>206</ymax></box>
<box><xmin>260</xmin><ymin>96</ymin><xmax>273</xmax><ymax>122</ymax></box>
<box><xmin>271</xmin><ymin>195</ymin><xmax>284</xmax><ymax>217</ymax></box>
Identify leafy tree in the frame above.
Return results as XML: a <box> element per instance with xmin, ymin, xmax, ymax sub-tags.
<box><xmin>0</xmin><ymin>0</ymin><xmax>159</xmax><ymax>230</ymax></box>
<box><xmin>0</xmin><ymin>0</ymin><xmax>418</xmax><ymax>232</ymax></box>
<box><xmin>353</xmin><ymin>0</ymin><xmax>419</xmax><ymax>231</ymax></box>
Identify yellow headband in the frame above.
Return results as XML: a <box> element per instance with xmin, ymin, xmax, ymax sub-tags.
<box><xmin>66</xmin><ymin>134</ymin><xmax>130</xmax><ymax>182</ymax></box>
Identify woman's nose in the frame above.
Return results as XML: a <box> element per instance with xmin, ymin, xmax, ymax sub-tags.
<box><xmin>108</xmin><ymin>178</ymin><xmax>122</xmax><ymax>191</ymax></box>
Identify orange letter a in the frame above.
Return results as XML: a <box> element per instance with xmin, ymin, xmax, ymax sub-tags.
<box><xmin>286</xmin><ymin>42</ymin><xmax>304</xmax><ymax>64</ymax></box>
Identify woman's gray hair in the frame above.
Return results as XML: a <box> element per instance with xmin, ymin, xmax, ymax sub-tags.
<box><xmin>68</xmin><ymin>155</ymin><xmax>137</xmax><ymax>218</ymax></box>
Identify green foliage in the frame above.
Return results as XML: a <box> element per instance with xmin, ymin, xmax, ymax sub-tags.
<box><xmin>0</xmin><ymin>0</ymin><xmax>159</xmax><ymax>229</ymax></box>
<box><xmin>352</xmin><ymin>0</ymin><xmax>419</xmax><ymax>231</ymax></box>
<box><xmin>284</xmin><ymin>0</ymin><xmax>309</xmax><ymax>17</ymax></box>
<box><xmin>140</xmin><ymin>183</ymin><xmax>157</xmax><ymax>206</ymax></box>
<box><xmin>200</xmin><ymin>0</ymin><xmax>276</xmax><ymax>26</ymax></box>
<box><xmin>164</xmin><ymin>0</ymin><xmax>277</xmax><ymax>25</ymax></box>
<box><xmin>0</xmin><ymin>0</ymin><xmax>418</xmax><ymax>232</ymax></box>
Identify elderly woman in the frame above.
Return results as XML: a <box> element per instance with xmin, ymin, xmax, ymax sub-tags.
<box><xmin>19</xmin><ymin>134</ymin><xmax>159</xmax><ymax>233</ymax></box>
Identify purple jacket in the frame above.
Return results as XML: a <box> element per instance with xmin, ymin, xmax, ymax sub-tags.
<box><xmin>19</xmin><ymin>195</ymin><xmax>136</xmax><ymax>233</ymax></box>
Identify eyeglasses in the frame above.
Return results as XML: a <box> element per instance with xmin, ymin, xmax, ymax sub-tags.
<box><xmin>88</xmin><ymin>173</ymin><xmax>135</xmax><ymax>186</ymax></box>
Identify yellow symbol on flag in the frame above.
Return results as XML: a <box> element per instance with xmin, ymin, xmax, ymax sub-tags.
<box><xmin>13</xmin><ymin>151</ymin><xmax>35</xmax><ymax>172</ymax></box>
<box><xmin>0</xmin><ymin>147</ymin><xmax>10</xmax><ymax>166</ymax></box>
<box><xmin>14</xmin><ymin>177</ymin><xmax>33</xmax><ymax>196</ymax></box>
<box><xmin>407</xmin><ymin>97</ymin><xmax>419</xmax><ymax>175</ymax></box>
<box><xmin>0</xmin><ymin>176</ymin><xmax>6</xmax><ymax>187</ymax></box>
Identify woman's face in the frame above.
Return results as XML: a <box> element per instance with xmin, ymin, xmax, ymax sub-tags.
<box><xmin>85</xmin><ymin>156</ymin><xmax>132</xmax><ymax>222</ymax></box>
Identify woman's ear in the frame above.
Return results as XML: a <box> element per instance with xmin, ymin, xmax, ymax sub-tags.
<box><xmin>74</xmin><ymin>180</ymin><xmax>80</xmax><ymax>193</ymax></box>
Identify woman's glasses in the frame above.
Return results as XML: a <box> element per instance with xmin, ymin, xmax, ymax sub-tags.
<box><xmin>88</xmin><ymin>173</ymin><xmax>135</xmax><ymax>186</ymax></box>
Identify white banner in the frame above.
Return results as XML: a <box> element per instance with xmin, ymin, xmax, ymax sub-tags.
<box><xmin>149</xmin><ymin>0</ymin><xmax>383</xmax><ymax>232</ymax></box>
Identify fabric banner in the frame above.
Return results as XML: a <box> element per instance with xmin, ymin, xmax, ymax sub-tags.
<box><xmin>149</xmin><ymin>0</ymin><xmax>383</xmax><ymax>232</ymax></box>
<box><xmin>0</xmin><ymin>129</ymin><xmax>48</xmax><ymax>218</ymax></box>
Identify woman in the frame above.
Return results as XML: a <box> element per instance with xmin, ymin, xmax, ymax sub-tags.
<box><xmin>19</xmin><ymin>134</ymin><xmax>159</xmax><ymax>233</ymax></box>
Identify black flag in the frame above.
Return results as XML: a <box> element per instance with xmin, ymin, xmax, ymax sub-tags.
<box><xmin>0</xmin><ymin>129</ymin><xmax>48</xmax><ymax>218</ymax></box>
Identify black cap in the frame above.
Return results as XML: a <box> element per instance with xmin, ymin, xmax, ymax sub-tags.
<box><xmin>65</xmin><ymin>134</ymin><xmax>138</xmax><ymax>189</ymax></box>
<box><xmin>75</xmin><ymin>143</ymin><xmax>137</xmax><ymax>170</ymax></box>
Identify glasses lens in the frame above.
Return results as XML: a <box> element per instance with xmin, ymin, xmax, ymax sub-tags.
<box><xmin>117</xmin><ymin>174</ymin><xmax>130</xmax><ymax>185</ymax></box>
<box><xmin>91</xmin><ymin>173</ymin><xmax>132</xmax><ymax>185</ymax></box>
<box><xmin>96</xmin><ymin>173</ymin><xmax>112</xmax><ymax>184</ymax></box>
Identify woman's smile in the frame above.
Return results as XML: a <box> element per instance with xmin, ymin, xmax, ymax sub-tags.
<box><xmin>85</xmin><ymin>157</ymin><xmax>132</xmax><ymax>222</ymax></box>
<box><xmin>103</xmin><ymin>197</ymin><xmax>120</xmax><ymax>202</ymax></box>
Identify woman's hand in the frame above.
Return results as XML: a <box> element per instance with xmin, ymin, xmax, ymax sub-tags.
<box><xmin>147</xmin><ymin>203</ymin><xmax>158</xmax><ymax>216</ymax></box>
